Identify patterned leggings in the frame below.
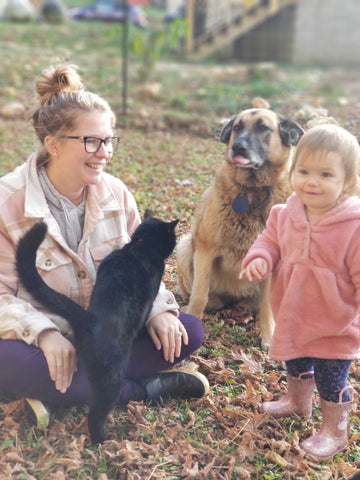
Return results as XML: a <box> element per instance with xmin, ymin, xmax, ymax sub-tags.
<box><xmin>286</xmin><ymin>357</ymin><xmax>352</xmax><ymax>403</ymax></box>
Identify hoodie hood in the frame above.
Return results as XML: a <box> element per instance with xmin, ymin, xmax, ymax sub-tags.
<box><xmin>287</xmin><ymin>193</ymin><xmax>360</xmax><ymax>228</ymax></box>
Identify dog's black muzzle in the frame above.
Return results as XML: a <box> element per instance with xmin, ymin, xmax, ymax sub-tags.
<box><xmin>232</xmin><ymin>138</ymin><xmax>250</xmax><ymax>156</ymax></box>
<box><xmin>231</xmin><ymin>137</ymin><xmax>264</xmax><ymax>169</ymax></box>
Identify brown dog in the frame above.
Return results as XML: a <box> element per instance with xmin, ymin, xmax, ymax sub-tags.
<box><xmin>177</xmin><ymin>106</ymin><xmax>304</xmax><ymax>350</ymax></box>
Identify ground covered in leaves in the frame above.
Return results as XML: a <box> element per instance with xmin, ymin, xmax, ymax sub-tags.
<box><xmin>1</xmin><ymin>22</ymin><xmax>360</xmax><ymax>479</ymax></box>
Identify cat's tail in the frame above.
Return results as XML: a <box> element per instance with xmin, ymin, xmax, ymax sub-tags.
<box><xmin>16</xmin><ymin>222</ymin><xmax>93</xmax><ymax>337</ymax></box>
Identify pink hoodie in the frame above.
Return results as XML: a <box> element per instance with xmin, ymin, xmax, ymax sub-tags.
<box><xmin>242</xmin><ymin>193</ymin><xmax>360</xmax><ymax>361</ymax></box>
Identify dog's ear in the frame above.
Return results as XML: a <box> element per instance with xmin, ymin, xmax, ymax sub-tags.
<box><xmin>220</xmin><ymin>117</ymin><xmax>235</xmax><ymax>144</ymax></box>
<box><xmin>278</xmin><ymin>117</ymin><xmax>304</xmax><ymax>147</ymax></box>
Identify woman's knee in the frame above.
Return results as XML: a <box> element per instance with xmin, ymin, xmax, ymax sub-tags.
<box><xmin>179</xmin><ymin>311</ymin><xmax>205</xmax><ymax>353</ymax></box>
<box><xmin>0</xmin><ymin>340</ymin><xmax>44</xmax><ymax>397</ymax></box>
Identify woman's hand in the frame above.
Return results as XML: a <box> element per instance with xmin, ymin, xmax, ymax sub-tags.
<box><xmin>239</xmin><ymin>258</ymin><xmax>268</xmax><ymax>282</ymax></box>
<box><xmin>146</xmin><ymin>312</ymin><xmax>188</xmax><ymax>363</ymax></box>
<box><xmin>38</xmin><ymin>329</ymin><xmax>77</xmax><ymax>394</ymax></box>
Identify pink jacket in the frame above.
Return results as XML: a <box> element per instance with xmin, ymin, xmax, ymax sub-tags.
<box><xmin>0</xmin><ymin>154</ymin><xmax>179</xmax><ymax>347</ymax></box>
<box><xmin>242</xmin><ymin>193</ymin><xmax>360</xmax><ymax>360</ymax></box>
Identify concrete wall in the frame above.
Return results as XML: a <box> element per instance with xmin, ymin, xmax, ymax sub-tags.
<box><xmin>231</xmin><ymin>0</ymin><xmax>360</xmax><ymax>66</ymax></box>
<box><xmin>293</xmin><ymin>0</ymin><xmax>360</xmax><ymax>66</ymax></box>
<box><xmin>232</xmin><ymin>5</ymin><xmax>296</xmax><ymax>62</ymax></box>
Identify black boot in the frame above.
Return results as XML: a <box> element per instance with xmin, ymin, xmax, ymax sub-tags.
<box><xmin>349</xmin><ymin>473</ymin><xmax>360</xmax><ymax>480</ymax></box>
<box><xmin>138</xmin><ymin>369</ymin><xmax>209</xmax><ymax>404</ymax></box>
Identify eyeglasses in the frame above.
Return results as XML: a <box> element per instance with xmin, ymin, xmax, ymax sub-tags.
<box><xmin>61</xmin><ymin>136</ymin><xmax>120</xmax><ymax>153</ymax></box>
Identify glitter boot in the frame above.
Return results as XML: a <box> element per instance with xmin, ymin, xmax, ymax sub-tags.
<box><xmin>300</xmin><ymin>395</ymin><xmax>352</xmax><ymax>460</ymax></box>
<box><xmin>260</xmin><ymin>372</ymin><xmax>315</xmax><ymax>418</ymax></box>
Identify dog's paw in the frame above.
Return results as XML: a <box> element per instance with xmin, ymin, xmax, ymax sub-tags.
<box><xmin>258</xmin><ymin>336</ymin><xmax>271</xmax><ymax>353</ymax></box>
<box><xmin>258</xmin><ymin>329</ymin><xmax>273</xmax><ymax>352</ymax></box>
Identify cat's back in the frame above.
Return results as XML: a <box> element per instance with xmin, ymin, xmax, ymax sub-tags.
<box><xmin>90</xmin><ymin>213</ymin><xmax>177</xmax><ymax>313</ymax></box>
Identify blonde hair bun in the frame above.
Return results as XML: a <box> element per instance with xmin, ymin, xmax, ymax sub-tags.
<box><xmin>36</xmin><ymin>64</ymin><xmax>84</xmax><ymax>105</ymax></box>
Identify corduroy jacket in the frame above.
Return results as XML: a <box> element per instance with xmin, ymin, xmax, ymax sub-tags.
<box><xmin>0</xmin><ymin>154</ymin><xmax>179</xmax><ymax>347</ymax></box>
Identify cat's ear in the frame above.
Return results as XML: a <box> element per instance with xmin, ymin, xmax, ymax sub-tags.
<box><xmin>144</xmin><ymin>209</ymin><xmax>153</xmax><ymax>220</ymax></box>
<box><xmin>169</xmin><ymin>219</ymin><xmax>179</xmax><ymax>230</ymax></box>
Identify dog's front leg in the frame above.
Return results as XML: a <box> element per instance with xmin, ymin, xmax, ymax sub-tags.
<box><xmin>258</xmin><ymin>276</ymin><xmax>275</xmax><ymax>351</ymax></box>
<box><xmin>186</xmin><ymin>244</ymin><xmax>215</xmax><ymax>319</ymax></box>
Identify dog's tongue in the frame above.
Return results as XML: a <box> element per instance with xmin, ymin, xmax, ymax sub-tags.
<box><xmin>233</xmin><ymin>155</ymin><xmax>250</xmax><ymax>165</ymax></box>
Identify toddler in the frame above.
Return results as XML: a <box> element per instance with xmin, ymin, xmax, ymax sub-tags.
<box><xmin>240</xmin><ymin>124</ymin><xmax>360</xmax><ymax>460</ymax></box>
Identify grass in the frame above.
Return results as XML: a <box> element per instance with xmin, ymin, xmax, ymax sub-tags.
<box><xmin>1</xmin><ymin>12</ymin><xmax>360</xmax><ymax>480</ymax></box>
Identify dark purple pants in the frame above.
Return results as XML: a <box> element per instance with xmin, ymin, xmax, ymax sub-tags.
<box><xmin>0</xmin><ymin>312</ymin><xmax>205</xmax><ymax>406</ymax></box>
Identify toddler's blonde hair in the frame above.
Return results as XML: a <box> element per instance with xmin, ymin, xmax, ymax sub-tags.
<box><xmin>289</xmin><ymin>124</ymin><xmax>360</xmax><ymax>196</ymax></box>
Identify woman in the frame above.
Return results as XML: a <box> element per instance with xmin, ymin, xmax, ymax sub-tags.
<box><xmin>0</xmin><ymin>64</ymin><xmax>208</xmax><ymax>427</ymax></box>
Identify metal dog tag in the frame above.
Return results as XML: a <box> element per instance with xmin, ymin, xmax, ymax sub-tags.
<box><xmin>232</xmin><ymin>193</ymin><xmax>250</xmax><ymax>213</ymax></box>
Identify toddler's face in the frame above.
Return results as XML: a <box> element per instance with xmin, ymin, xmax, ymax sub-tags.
<box><xmin>293</xmin><ymin>150</ymin><xmax>348</xmax><ymax>221</ymax></box>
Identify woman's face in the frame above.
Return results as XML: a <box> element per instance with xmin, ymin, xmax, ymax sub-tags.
<box><xmin>45</xmin><ymin>111</ymin><xmax>115</xmax><ymax>202</ymax></box>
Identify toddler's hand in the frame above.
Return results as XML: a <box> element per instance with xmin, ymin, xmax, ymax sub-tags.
<box><xmin>239</xmin><ymin>258</ymin><xmax>268</xmax><ymax>282</ymax></box>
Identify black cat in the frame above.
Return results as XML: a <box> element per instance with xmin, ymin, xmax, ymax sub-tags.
<box><xmin>16</xmin><ymin>210</ymin><xmax>178</xmax><ymax>444</ymax></box>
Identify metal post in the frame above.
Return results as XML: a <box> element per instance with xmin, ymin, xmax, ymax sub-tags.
<box><xmin>187</xmin><ymin>0</ymin><xmax>194</xmax><ymax>53</ymax></box>
<box><xmin>121</xmin><ymin>0</ymin><xmax>128</xmax><ymax>117</ymax></box>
